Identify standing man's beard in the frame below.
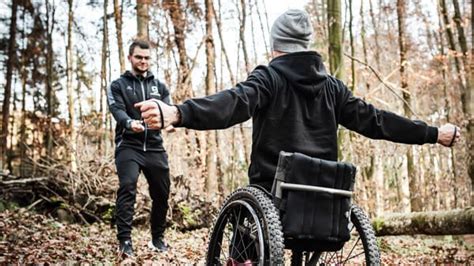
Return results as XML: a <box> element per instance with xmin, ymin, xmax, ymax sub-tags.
<box><xmin>133</xmin><ymin>66</ymin><xmax>147</xmax><ymax>75</ymax></box>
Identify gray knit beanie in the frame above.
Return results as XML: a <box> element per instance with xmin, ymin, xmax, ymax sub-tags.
<box><xmin>270</xmin><ymin>9</ymin><xmax>312</xmax><ymax>53</ymax></box>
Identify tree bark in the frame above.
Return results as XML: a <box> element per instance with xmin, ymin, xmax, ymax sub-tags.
<box><xmin>373</xmin><ymin>208</ymin><xmax>474</xmax><ymax>236</ymax></box>
<box><xmin>66</xmin><ymin>0</ymin><xmax>77</xmax><ymax>173</ymax></box>
<box><xmin>327</xmin><ymin>0</ymin><xmax>345</xmax><ymax>161</ymax></box>
<box><xmin>452</xmin><ymin>0</ymin><xmax>468</xmax><ymax>66</ymax></box>
<box><xmin>213</xmin><ymin>0</ymin><xmax>235</xmax><ymax>85</ymax></box>
<box><xmin>100</xmin><ymin>0</ymin><xmax>109</xmax><ymax>155</ymax></box>
<box><xmin>452</xmin><ymin>0</ymin><xmax>473</xmax><ymax>206</ymax></box>
<box><xmin>435</xmin><ymin>4</ymin><xmax>458</xmax><ymax>208</ymax></box>
<box><xmin>349</xmin><ymin>0</ymin><xmax>355</xmax><ymax>91</ymax></box>
<box><xmin>237</xmin><ymin>0</ymin><xmax>251</xmax><ymax>167</ymax></box>
<box><xmin>254</xmin><ymin>0</ymin><xmax>270</xmax><ymax>57</ymax></box>
<box><xmin>396</xmin><ymin>0</ymin><xmax>419</xmax><ymax>212</ymax></box>
<box><xmin>45</xmin><ymin>0</ymin><xmax>56</xmax><ymax>157</ymax></box>
<box><xmin>327</xmin><ymin>0</ymin><xmax>343</xmax><ymax>79</ymax></box>
<box><xmin>469</xmin><ymin>0</ymin><xmax>474</xmax><ymax>205</ymax></box>
<box><xmin>20</xmin><ymin>6</ymin><xmax>27</xmax><ymax>177</ymax></box>
<box><xmin>113</xmin><ymin>0</ymin><xmax>125</xmax><ymax>73</ymax></box>
<box><xmin>368</xmin><ymin>0</ymin><xmax>381</xmax><ymax>69</ymax></box>
<box><xmin>238</xmin><ymin>0</ymin><xmax>250</xmax><ymax>75</ymax></box>
<box><xmin>165</xmin><ymin>0</ymin><xmax>193</xmax><ymax>102</ymax></box>
<box><xmin>439</xmin><ymin>0</ymin><xmax>465</xmax><ymax>98</ymax></box>
<box><xmin>204</xmin><ymin>0</ymin><xmax>218</xmax><ymax>197</ymax></box>
<box><xmin>136</xmin><ymin>0</ymin><xmax>149</xmax><ymax>40</ymax></box>
<box><xmin>164</xmin><ymin>0</ymin><xmax>203</xmax><ymax>179</ymax></box>
<box><xmin>1</xmin><ymin>0</ymin><xmax>18</xmax><ymax>171</ymax></box>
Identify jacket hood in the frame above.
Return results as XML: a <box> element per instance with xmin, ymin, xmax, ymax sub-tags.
<box><xmin>269</xmin><ymin>51</ymin><xmax>328</xmax><ymax>97</ymax></box>
<box><xmin>121</xmin><ymin>70</ymin><xmax>154</xmax><ymax>81</ymax></box>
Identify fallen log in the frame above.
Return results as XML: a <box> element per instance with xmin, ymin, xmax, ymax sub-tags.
<box><xmin>372</xmin><ymin>207</ymin><xmax>474</xmax><ymax>236</ymax></box>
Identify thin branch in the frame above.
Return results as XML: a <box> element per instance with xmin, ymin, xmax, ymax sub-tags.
<box><xmin>344</xmin><ymin>52</ymin><xmax>419</xmax><ymax>118</ymax></box>
<box><xmin>0</xmin><ymin>177</ymin><xmax>49</xmax><ymax>185</ymax></box>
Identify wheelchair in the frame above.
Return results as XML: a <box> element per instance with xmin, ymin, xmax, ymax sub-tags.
<box><xmin>206</xmin><ymin>152</ymin><xmax>381</xmax><ymax>265</ymax></box>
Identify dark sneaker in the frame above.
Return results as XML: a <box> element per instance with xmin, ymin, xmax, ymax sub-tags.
<box><xmin>119</xmin><ymin>240</ymin><xmax>134</xmax><ymax>257</ymax></box>
<box><xmin>148</xmin><ymin>237</ymin><xmax>168</xmax><ymax>252</ymax></box>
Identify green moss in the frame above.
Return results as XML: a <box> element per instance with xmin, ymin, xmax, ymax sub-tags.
<box><xmin>178</xmin><ymin>202</ymin><xmax>197</xmax><ymax>227</ymax></box>
<box><xmin>102</xmin><ymin>206</ymin><xmax>115</xmax><ymax>222</ymax></box>
<box><xmin>372</xmin><ymin>217</ymin><xmax>384</xmax><ymax>233</ymax></box>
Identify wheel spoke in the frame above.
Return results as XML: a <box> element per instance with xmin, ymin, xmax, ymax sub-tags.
<box><xmin>342</xmin><ymin>236</ymin><xmax>361</xmax><ymax>263</ymax></box>
<box><xmin>344</xmin><ymin>250</ymin><xmax>365</xmax><ymax>262</ymax></box>
<box><xmin>327</xmin><ymin>251</ymin><xmax>337</xmax><ymax>262</ymax></box>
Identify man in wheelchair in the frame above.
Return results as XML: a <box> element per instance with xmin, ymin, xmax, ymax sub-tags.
<box><xmin>136</xmin><ymin>9</ymin><xmax>460</xmax><ymax>265</ymax></box>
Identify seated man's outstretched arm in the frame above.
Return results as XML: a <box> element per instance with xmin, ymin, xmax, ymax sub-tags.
<box><xmin>336</xmin><ymin>81</ymin><xmax>460</xmax><ymax>147</ymax></box>
<box><xmin>136</xmin><ymin>66</ymin><xmax>277</xmax><ymax>131</ymax></box>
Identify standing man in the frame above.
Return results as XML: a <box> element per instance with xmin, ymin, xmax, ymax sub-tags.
<box><xmin>135</xmin><ymin>9</ymin><xmax>460</xmax><ymax>192</ymax></box>
<box><xmin>107</xmin><ymin>39</ymin><xmax>170</xmax><ymax>258</ymax></box>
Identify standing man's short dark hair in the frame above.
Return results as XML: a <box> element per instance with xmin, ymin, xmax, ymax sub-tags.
<box><xmin>107</xmin><ymin>39</ymin><xmax>172</xmax><ymax>258</ymax></box>
<box><xmin>128</xmin><ymin>39</ymin><xmax>150</xmax><ymax>56</ymax></box>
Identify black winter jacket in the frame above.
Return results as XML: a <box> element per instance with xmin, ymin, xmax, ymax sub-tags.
<box><xmin>107</xmin><ymin>71</ymin><xmax>170</xmax><ymax>152</ymax></box>
<box><xmin>176</xmin><ymin>51</ymin><xmax>438</xmax><ymax>188</ymax></box>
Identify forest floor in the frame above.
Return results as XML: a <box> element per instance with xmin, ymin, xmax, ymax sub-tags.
<box><xmin>0</xmin><ymin>209</ymin><xmax>473</xmax><ymax>264</ymax></box>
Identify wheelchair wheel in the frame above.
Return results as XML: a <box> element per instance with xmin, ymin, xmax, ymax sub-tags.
<box><xmin>207</xmin><ymin>186</ymin><xmax>285</xmax><ymax>265</ymax></box>
<box><xmin>291</xmin><ymin>205</ymin><xmax>380</xmax><ymax>265</ymax></box>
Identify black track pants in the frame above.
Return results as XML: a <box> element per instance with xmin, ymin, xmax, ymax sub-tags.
<box><xmin>115</xmin><ymin>147</ymin><xmax>170</xmax><ymax>241</ymax></box>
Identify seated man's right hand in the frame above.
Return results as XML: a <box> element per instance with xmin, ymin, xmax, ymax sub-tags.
<box><xmin>135</xmin><ymin>99</ymin><xmax>180</xmax><ymax>130</ymax></box>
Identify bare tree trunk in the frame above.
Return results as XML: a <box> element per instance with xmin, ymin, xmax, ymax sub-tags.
<box><xmin>439</xmin><ymin>0</ymin><xmax>466</xmax><ymax>96</ymax></box>
<box><xmin>114</xmin><ymin>0</ymin><xmax>125</xmax><ymax>73</ymax></box>
<box><xmin>238</xmin><ymin>0</ymin><xmax>250</xmax><ymax>74</ymax></box>
<box><xmin>469</xmin><ymin>0</ymin><xmax>474</xmax><ymax>205</ymax></box>
<box><xmin>452</xmin><ymin>0</ymin><xmax>473</xmax><ymax>205</ymax></box>
<box><xmin>452</xmin><ymin>0</ymin><xmax>468</xmax><ymax>68</ymax></box>
<box><xmin>66</xmin><ymin>0</ymin><xmax>77</xmax><ymax>172</ymax></box>
<box><xmin>368</xmin><ymin>0</ymin><xmax>381</xmax><ymax>69</ymax></box>
<box><xmin>439</xmin><ymin>0</ymin><xmax>468</xmax><ymax>207</ymax></box>
<box><xmin>349</xmin><ymin>0</ymin><xmax>356</xmax><ymax>91</ymax></box>
<box><xmin>164</xmin><ymin>0</ymin><xmax>203</xmax><ymax>179</ymax></box>
<box><xmin>435</xmin><ymin>5</ymin><xmax>458</xmax><ymax>208</ymax></box>
<box><xmin>19</xmin><ymin>7</ymin><xmax>27</xmax><ymax>177</ymax></box>
<box><xmin>205</xmin><ymin>0</ymin><xmax>218</xmax><ymax>197</ymax></box>
<box><xmin>8</xmin><ymin>88</ymin><xmax>17</xmax><ymax>172</ymax></box>
<box><xmin>100</xmin><ymin>0</ymin><xmax>109</xmax><ymax>155</ymax></box>
<box><xmin>327</xmin><ymin>0</ymin><xmax>344</xmax><ymax>79</ymax></box>
<box><xmin>248</xmin><ymin>0</ymin><xmax>258</xmax><ymax>65</ymax></box>
<box><xmin>237</xmin><ymin>0</ymin><xmax>251</xmax><ymax>167</ymax></box>
<box><xmin>397</xmin><ymin>0</ymin><xmax>418</xmax><ymax>212</ymax></box>
<box><xmin>359</xmin><ymin>0</ymin><xmax>376</xmax><ymax>208</ymax></box>
<box><xmin>165</xmin><ymin>0</ymin><xmax>193</xmax><ymax>102</ymax></box>
<box><xmin>45</xmin><ymin>0</ymin><xmax>56</xmax><ymax>157</ymax></box>
<box><xmin>254</xmin><ymin>0</ymin><xmax>270</xmax><ymax>57</ymax></box>
<box><xmin>1</xmin><ymin>0</ymin><xmax>17</xmax><ymax>171</ymax></box>
<box><xmin>327</xmin><ymin>0</ymin><xmax>345</xmax><ymax>161</ymax></box>
<box><xmin>137</xmin><ymin>0</ymin><xmax>149</xmax><ymax>40</ymax></box>
<box><xmin>213</xmin><ymin>0</ymin><xmax>235</xmax><ymax>85</ymax></box>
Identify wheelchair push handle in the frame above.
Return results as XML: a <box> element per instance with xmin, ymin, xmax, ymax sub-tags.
<box><xmin>275</xmin><ymin>182</ymin><xmax>353</xmax><ymax>199</ymax></box>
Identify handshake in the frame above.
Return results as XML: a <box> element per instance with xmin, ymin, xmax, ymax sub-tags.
<box><xmin>134</xmin><ymin>99</ymin><xmax>180</xmax><ymax>132</ymax></box>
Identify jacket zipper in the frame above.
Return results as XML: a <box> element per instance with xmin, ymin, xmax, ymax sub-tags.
<box><xmin>140</xmin><ymin>79</ymin><xmax>147</xmax><ymax>152</ymax></box>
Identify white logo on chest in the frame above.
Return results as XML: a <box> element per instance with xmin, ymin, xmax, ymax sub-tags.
<box><xmin>150</xmin><ymin>86</ymin><xmax>161</xmax><ymax>97</ymax></box>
